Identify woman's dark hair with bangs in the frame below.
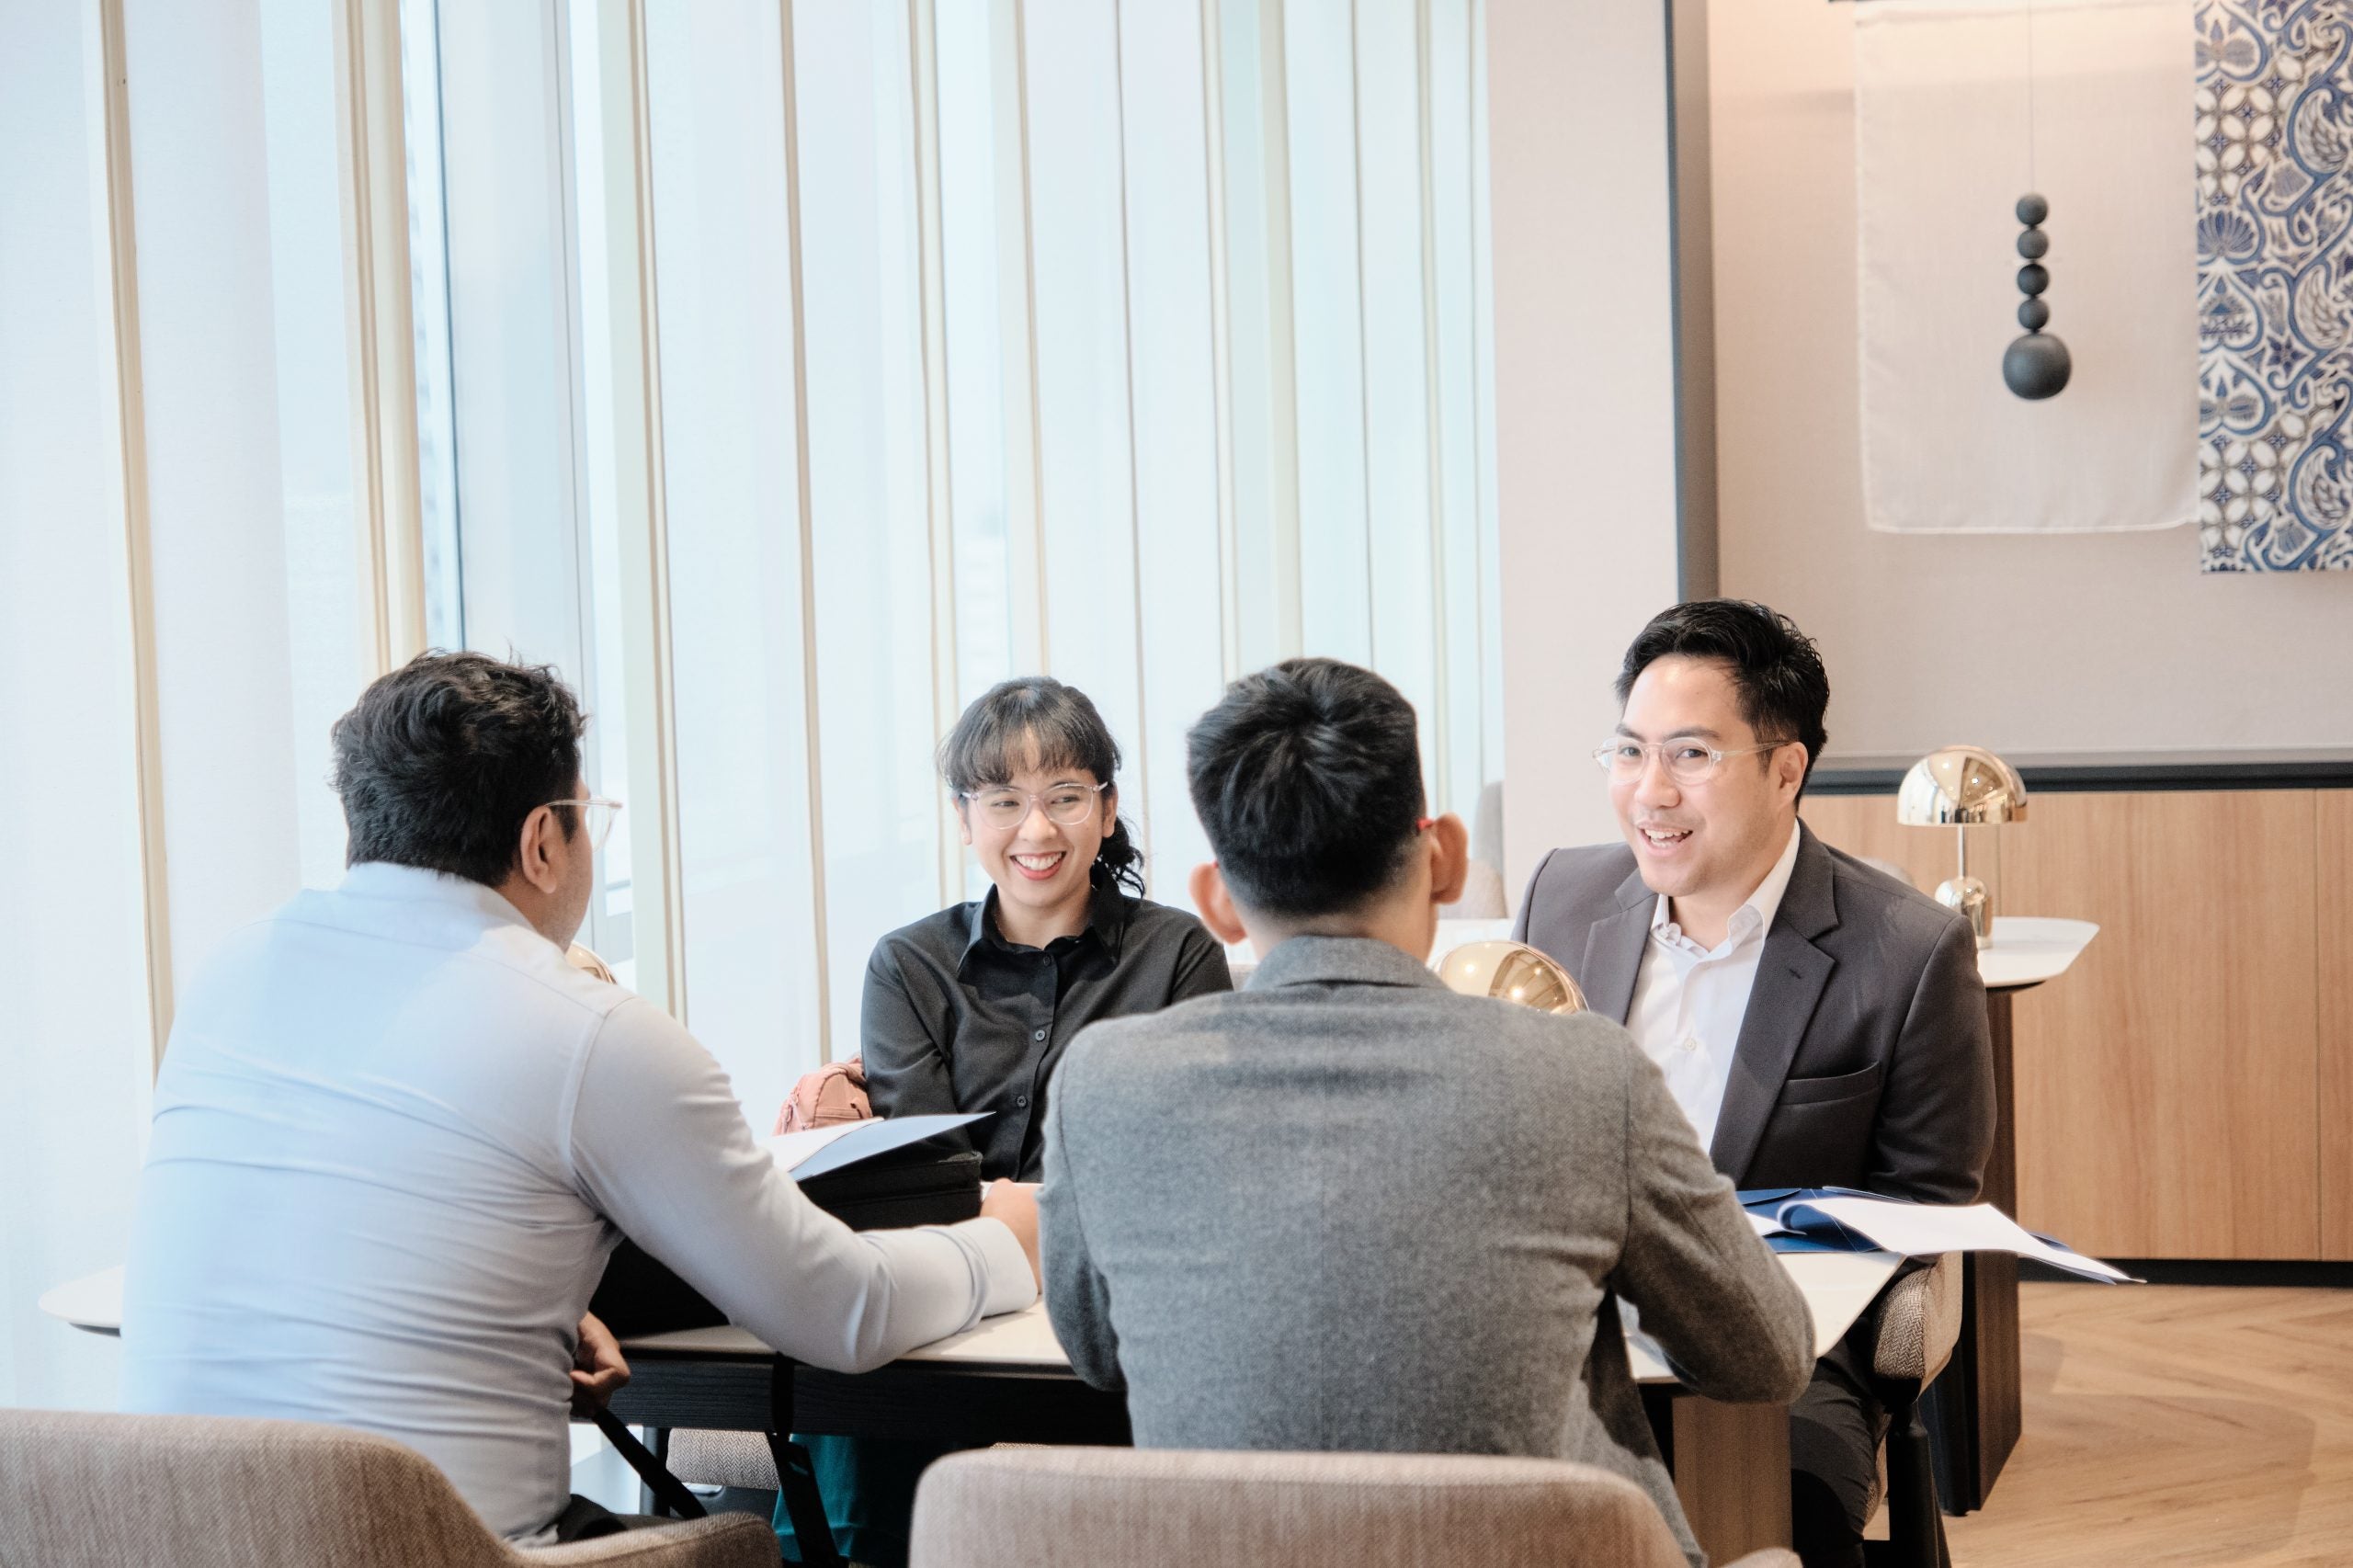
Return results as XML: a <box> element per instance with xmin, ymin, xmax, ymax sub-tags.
<box><xmin>938</xmin><ymin>676</ymin><xmax>1145</xmax><ymax>896</ymax></box>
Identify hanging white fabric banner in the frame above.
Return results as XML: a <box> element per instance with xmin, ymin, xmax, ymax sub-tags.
<box><xmin>1854</xmin><ymin>0</ymin><xmax>2198</xmax><ymax>533</ymax></box>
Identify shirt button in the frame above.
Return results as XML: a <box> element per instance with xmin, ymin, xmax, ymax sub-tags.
<box><xmin>1681</xmin><ymin>1037</ymin><xmax>1701</xmax><ymax>1053</ymax></box>
<box><xmin>1032</xmin><ymin>1028</ymin><xmax>1048</xmax><ymax>1042</ymax></box>
<box><xmin>1014</xmin><ymin>1094</ymin><xmax>1030</xmax><ymax>1108</ymax></box>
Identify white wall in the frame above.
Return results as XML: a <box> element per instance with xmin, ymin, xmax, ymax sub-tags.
<box><xmin>1488</xmin><ymin>0</ymin><xmax>1682</xmax><ymax>888</ymax></box>
<box><xmin>1711</xmin><ymin>0</ymin><xmax>2353</xmax><ymax>757</ymax></box>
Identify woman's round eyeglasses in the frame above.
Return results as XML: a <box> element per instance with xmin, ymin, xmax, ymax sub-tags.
<box><xmin>960</xmin><ymin>781</ymin><xmax>1110</xmax><ymax>830</ymax></box>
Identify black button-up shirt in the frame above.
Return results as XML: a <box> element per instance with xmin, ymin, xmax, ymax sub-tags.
<box><xmin>860</xmin><ymin>881</ymin><xmax>1233</xmax><ymax>1179</ymax></box>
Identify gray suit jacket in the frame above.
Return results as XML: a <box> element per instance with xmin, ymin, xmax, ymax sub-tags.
<box><xmin>1040</xmin><ymin>936</ymin><xmax>1815</xmax><ymax>1568</ymax></box>
<box><xmin>1511</xmin><ymin>824</ymin><xmax>1995</xmax><ymax>1204</ymax></box>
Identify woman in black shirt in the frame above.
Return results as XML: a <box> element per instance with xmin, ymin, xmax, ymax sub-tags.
<box><xmin>781</xmin><ymin>677</ymin><xmax>1229</xmax><ymax>1567</ymax></box>
<box><xmin>863</xmin><ymin>675</ymin><xmax>1232</xmax><ymax>1180</ymax></box>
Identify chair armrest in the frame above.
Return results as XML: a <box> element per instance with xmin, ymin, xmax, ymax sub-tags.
<box><xmin>517</xmin><ymin>1512</ymin><xmax>779</xmax><ymax>1568</ymax></box>
<box><xmin>1870</xmin><ymin>1251</ymin><xmax>1963</xmax><ymax>1387</ymax></box>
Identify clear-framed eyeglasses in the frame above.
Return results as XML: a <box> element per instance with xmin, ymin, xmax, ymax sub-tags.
<box><xmin>1591</xmin><ymin>738</ymin><xmax>1790</xmax><ymax>786</ymax></box>
<box><xmin>960</xmin><ymin>780</ymin><xmax>1111</xmax><ymax>831</ymax></box>
<box><xmin>540</xmin><ymin>796</ymin><xmax>624</xmax><ymax>849</ymax></box>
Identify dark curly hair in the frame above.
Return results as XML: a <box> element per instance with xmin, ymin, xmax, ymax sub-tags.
<box><xmin>330</xmin><ymin>651</ymin><xmax>587</xmax><ymax>886</ymax></box>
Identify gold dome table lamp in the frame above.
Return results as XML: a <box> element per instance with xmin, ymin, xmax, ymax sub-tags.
<box><xmin>1896</xmin><ymin>746</ymin><xmax>2028</xmax><ymax>949</ymax></box>
<box><xmin>1437</xmin><ymin>939</ymin><xmax>1586</xmax><ymax>1014</ymax></box>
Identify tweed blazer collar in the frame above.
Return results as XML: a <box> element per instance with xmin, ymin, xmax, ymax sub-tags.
<box><xmin>1245</xmin><ymin>934</ymin><xmax>1448</xmax><ymax>993</ymax></box>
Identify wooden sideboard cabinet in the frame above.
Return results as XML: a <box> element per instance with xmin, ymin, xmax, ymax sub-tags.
<box><xmin>1802</xmin><ymin>786</ymin><xmax>2353</xmax><ymax>1262</ymax></box>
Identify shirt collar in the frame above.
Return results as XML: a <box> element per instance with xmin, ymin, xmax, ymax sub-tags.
<box><xmin>1246</xmin><ymin>934</ymin><xmax>1449</xmax><ymax>994</ymax></box>
<box><xmin>337</xmin><ymin>859</ymin><xmax>539</xmax><ymax>934</ymax></box>
<box><xmin>1650</xmin><ymin>820</ymin><xmax>1804</xmax><ymax>953</ymax></box>
<box><xmin>959</xmin><ymin>876</ymin><xmax>1133</xmax><ymax>971</ymax></box>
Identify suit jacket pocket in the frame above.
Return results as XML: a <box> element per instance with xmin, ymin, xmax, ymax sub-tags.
<box><xmin>1776</xmin><ymin>1060</ymin><xmax>1884</xmax><ymax>1108</ymax></box>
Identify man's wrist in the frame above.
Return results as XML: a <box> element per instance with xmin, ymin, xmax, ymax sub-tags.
<box><xmin>960</xmin><ymin>1216</ymin><xmax>1040</xmax><ymax>1316</ymax></box>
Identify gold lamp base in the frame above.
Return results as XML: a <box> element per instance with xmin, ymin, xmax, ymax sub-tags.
<box><xmin>1934</xmin><ymin>876</ymin><xmax>1993</xmax><ymax>949</ymax></box>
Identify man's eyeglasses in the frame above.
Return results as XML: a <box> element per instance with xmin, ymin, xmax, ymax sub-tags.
<box><xmin>960</xmin><ymin>781</ymin><xmax>1110</xmax><ymax>830</ymax></box>
<box><xmin>1591</xmin><ymin>739</ymin><xmax>1790</xmax><ymax>786</ymax></box>
<box><xmin>540</xmin><ymin>796</ymin><xmax>624</xmax><ymax>849</ymax></box>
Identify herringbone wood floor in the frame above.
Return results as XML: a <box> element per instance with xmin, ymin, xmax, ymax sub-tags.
<box><xmin>1941</xmin><ymin>1283</ymin><xmax>2353</xmax><ymax>1565</ymax></box>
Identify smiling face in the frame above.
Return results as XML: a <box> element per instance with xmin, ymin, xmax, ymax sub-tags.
<box><xmin>957</xmin><ymin>737</ymin><xmax>1112</xmax><ymax>944</ymax></box>
<box><xmin>1611</xmin><ymin>655</ymin><xmax>1804</xmax><ymax>915</ymax></box>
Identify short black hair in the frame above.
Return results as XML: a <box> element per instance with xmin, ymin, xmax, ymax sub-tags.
<box><xmin>1186</xmin><ymin>658</ymin><xmax>1426</xmax><ymax>919</ymax></box>
<box><xmin>938</xmin><ymin>676</ymin><xmax>1144</xmax><ymax>896</ymax></box>
<box><xmin>1615</xmin><ymin>599</ymin><xmax>1830</xmax><ymax>791</ymax></box>
<box><xmin>330</xmin><ymin>651</ymin><xmax>587</xmax><ymax>886</ymax></box>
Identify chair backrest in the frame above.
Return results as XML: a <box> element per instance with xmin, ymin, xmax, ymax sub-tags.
<box><xmin>0</xmin><ymin>1408</ymin><xmax>511</xmax><ymax>1568</ymax></box>
<box><xmin>909</xmin><ymin>1447</ymin><xmax>1692</xmax><ymax>1568</ymax></box>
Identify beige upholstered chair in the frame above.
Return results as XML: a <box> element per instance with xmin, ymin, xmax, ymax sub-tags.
<box><xmin>1866</xmin><ymin>1251</ymin><xmax>1964</xmax><ymax>1568</ymax></box>
<box><xmin>668</xmin><ymin>1427</ymin><xmax>781</xmax><ymax>1493</ymax></box>
<box><xmin>908</xmin><ymin>1447</ymin><xmax>1800</xmax><ymax>1568</ymax></box>
<box><xmin>0</xmin><ymin>1410</ymin><xmax>779</xmax><ymax>1568</ymax></box>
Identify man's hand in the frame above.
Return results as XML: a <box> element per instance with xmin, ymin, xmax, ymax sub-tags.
<box><xmin>980</xmin><ymin>1179</ymin><xmax>1041</xmax><ymax>1290</ymax></box>
<box><xmin>570</xmin><ymin>1311</ymin><xmax>631</xmax><ymax>1418</ymax></box>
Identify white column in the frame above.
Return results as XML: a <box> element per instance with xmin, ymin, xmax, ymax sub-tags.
<box><xmin>1485</xmin><ymin>0</ymin><xmax>1683</xmax><ymax>888</ymax></box>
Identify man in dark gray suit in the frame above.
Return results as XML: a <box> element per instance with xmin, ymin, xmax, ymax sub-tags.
<box><xmin>1512</xmin><ymin>600</ymin><xmax>1995</xmax><ymax>1568</ymax></box>
<box><xmin>1040</xmin><ymin>658</ymin><xmax>1815</xmax><ymax>1568</ymax></box>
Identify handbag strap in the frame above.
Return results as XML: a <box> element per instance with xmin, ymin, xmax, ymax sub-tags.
<box><xmin>767</xmin><ymin>1357</ymin><xmax>845</xmax><ymax>1568</ymax></box>
<box><xmin>586</xmin><ymin>1405</ymin><xmax>708</xmax><ymax>1520</ymax></box>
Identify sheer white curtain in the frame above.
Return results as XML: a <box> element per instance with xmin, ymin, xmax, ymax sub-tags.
<box><xmin>0</xmin><ymin>0</ymin><xmax>154</xmax><ymax>1414</ymax></box>
<box><xmin>0</xmin><ymin>0</ymin><xmax>380</xmax><ymax>1410</ymax></box>
<box><xmin>401</xmin><ymin>0</ymin><xmax>1504</xmax><ymax>1108</ymax></box>
<box><xmin>0</xmin><ymin>0</ymin><xmax>1505</xmax><ymax>1411</ymax></box>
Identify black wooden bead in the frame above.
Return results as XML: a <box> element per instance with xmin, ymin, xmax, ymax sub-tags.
<box><xmin>2016</xmin><ymin>192</ymin><xmax>2049</xmax><ymax>225</ymax></box>
<box><xmin>2003</xmin><ymin>330</ymin><xmax>2071</xmax><ymax>398</ymax></box>
<box><xmin>2017</xmin><ymin>227</ymin><xmax>2049</xmax><ymax>259</ymax></box>
<box><xmin>2018</xmin><ymin>298</ymin><xmax>2050</xmax><ymax>330</ymax></box>
<box><xmin>2017</xmin><ymin>262</ymin><xmax>2050</xmax><ymax>296</ymax></box>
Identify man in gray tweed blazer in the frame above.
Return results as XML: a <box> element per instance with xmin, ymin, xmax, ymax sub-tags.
<box><xmin>1040</xmin><ymin>658</ymin><xmax>1814</xmax><ymax>1567</ymax></box>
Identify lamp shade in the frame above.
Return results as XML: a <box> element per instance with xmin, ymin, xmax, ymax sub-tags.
<box><xmin>1437</xmin><ymin>939</ymin><xmax>1586</xmax><ymax>1015</ymax></box>
<box><xmin>1895</xmin><ymin>746</ymin><xmax>2029</xmax><ymax>826</ymax></box>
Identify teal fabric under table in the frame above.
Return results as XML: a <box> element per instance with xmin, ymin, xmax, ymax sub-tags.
<box><xmin>774</xmin><ymin>1433</ymin><xmax>961</xmax><ymax>1568</ymax></box>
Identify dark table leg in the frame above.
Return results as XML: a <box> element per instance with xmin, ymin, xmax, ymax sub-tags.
<box><xmin>1929</xmin><ymin>987</ymin><xmax>2023</xmax><ymax>1513</ymax></box>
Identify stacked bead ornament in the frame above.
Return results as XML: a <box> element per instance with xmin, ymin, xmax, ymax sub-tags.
<box><xmin>2003</xmin><ymin>193</ymin><xmax>2071</xmax><ymax>399</ymax></box>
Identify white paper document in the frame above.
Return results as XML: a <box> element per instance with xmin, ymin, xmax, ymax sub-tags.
<box><xmin>1795</xmin><ymin>1197</ymin><xmax>2133</xmax><ymax>1283</ymax></box>
<box><xmin>767</xmin><ymin>1113</ymin><xmax>990</xmax><ymax>1182</ymax></box>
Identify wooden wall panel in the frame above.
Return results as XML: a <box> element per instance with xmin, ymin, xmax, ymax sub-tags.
<box><xmin>1798</xmin><ymin>795</ymin><xmax>2001</xmax><ymax>899</ymax></box>
<box><xmin>2004</xmin><ymin>791</ymin><xmax>2319</xmax><ymax>1259</ymax></box>
<box><xmin>2319</xmin><ymin>793</ymin><xmax>2353</xmax><ymax>1258</ymax></box>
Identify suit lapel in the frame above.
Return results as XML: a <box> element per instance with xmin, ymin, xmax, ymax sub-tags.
<box><xmin>1709</xmin><ymin>827</ymin><xmax>1840</xmax><ymax>1183</ymax></box>
<box><xmin>1579</xmin><ymin>864</ymin><xmax>1654</xmax><ymax>1025</ymax></box>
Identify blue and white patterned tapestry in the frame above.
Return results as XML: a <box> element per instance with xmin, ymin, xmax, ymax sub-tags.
<box><xmin>2197</xmin><ymin>2</ymin><xmax>2353</xmax><ymax>570</ymax></box>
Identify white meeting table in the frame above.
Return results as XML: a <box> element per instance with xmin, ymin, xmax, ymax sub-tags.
<box><xmin>44</xmin><ymin>1249</ymin><xmax>1893</xmax><ymax>1564</ymax></box>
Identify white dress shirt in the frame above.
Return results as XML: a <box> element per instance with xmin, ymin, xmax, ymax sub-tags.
<box><xmin>1623</xmin><ymin>824</ymin><xmax>1803</xmax><ymax>1153</ymax></box>
<box><xmin>120</xmin><ymin>862</ymin><xmax>1034</xmax><ymax>1540</ymax></box>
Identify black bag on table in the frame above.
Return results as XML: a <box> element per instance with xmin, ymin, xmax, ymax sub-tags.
<box><xmin>589</xmin><ymin>1143</ymin><xmax>984</xmax><ymax>1336</ymax></box>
